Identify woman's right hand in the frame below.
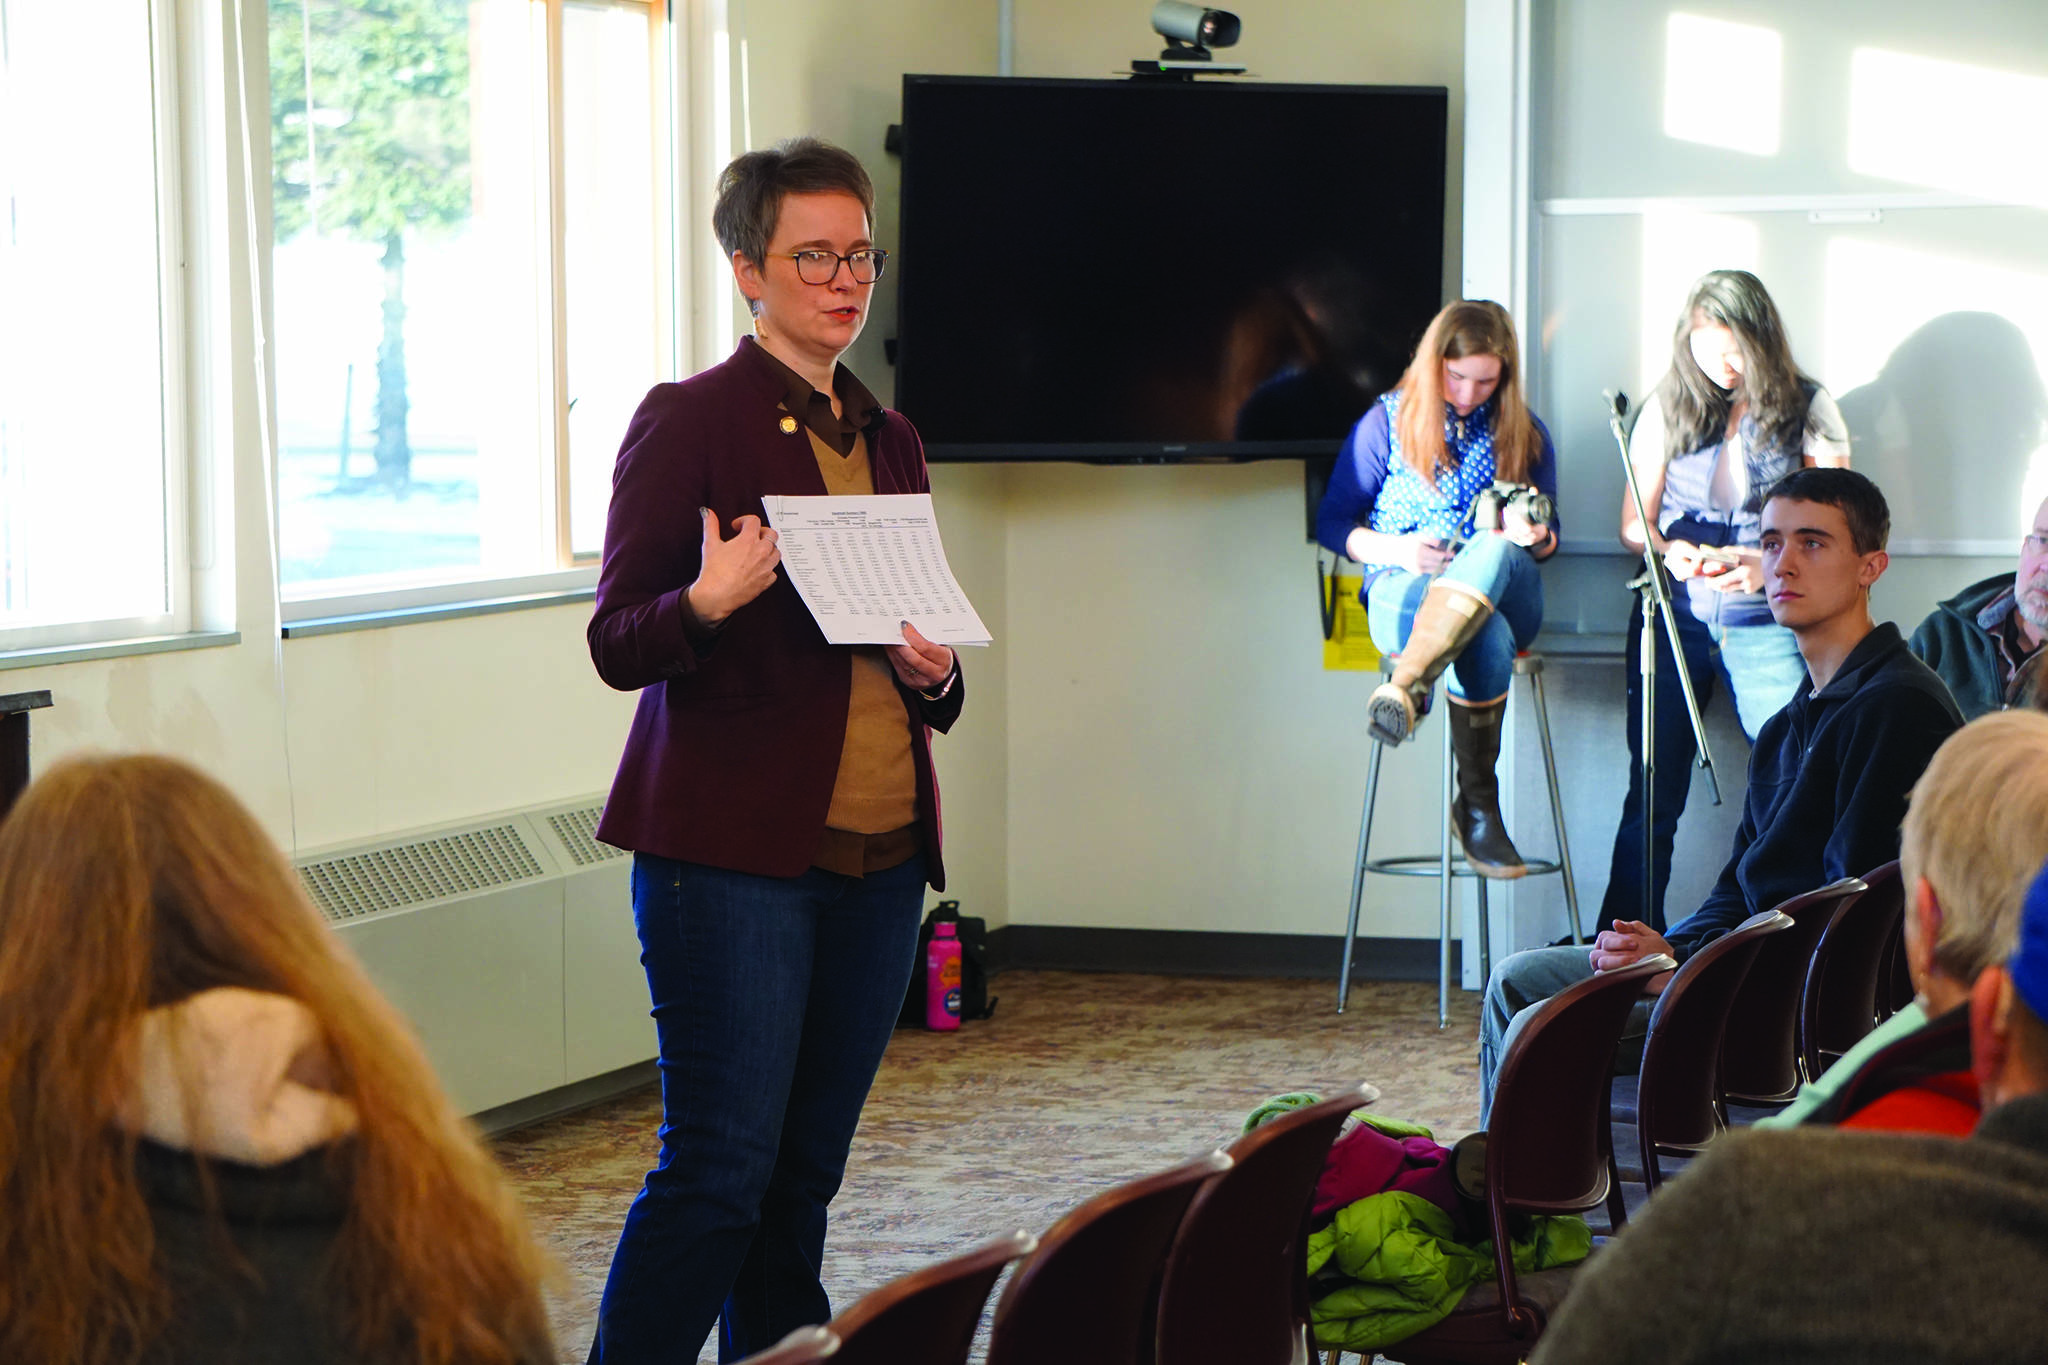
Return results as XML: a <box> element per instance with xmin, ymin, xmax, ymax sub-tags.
<box><xmin>687</xmin><ymin>508</ymin><xmax>781</xmax><ymax>625</ymax></box>
<box><xmin>1403</xmin><ymin>535</ymin><xmax>1455</xmax><ymax>576</ymax></box>
<box><xmin>1662</xmin><ymin>539</ymin><xmax>1707</xmax><ymax>580</ymax></box>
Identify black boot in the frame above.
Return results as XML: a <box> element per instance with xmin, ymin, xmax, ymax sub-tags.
<box><xmin>1448</xmin><ymin>698</ymin><xmax>1526</xmax><ymax>879</ymax></box>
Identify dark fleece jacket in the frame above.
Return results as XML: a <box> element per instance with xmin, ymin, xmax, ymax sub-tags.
<box><xmin>1908</xmin><ymin>572</ymin><xmax>2024</xmax><ymax>720</ymax></box>
<box><xmin>1664</xmin><ymin>622</ymin><xmax>1962</xmax><ymax>963</ymax></box>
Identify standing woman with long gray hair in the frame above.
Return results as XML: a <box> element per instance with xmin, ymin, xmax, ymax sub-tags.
<box><xmin>1601</xmin><ymin>269</ymin><xmax>1851</xmax><ymax>931</ymax></box>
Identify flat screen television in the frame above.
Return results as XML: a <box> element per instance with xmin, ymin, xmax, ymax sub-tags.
<box><xmin>894</xmin><ymin>75</ymin><xmax>1447</xmax><ymax>463</ymax></box>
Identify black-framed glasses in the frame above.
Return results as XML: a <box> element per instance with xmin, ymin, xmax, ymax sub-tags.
<box><xmin>780</xmin><ymin>247</ymin><xmax>888</xmax><ymax>285</ymax></box>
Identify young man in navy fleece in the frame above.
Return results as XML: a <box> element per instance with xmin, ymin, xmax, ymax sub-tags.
<box><xmin>1478</xmin><ymin>468</ymin><xmax>1962</xmax><ymax>1123</ymax></box>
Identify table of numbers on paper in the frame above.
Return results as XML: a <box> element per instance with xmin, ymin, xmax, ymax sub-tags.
<box><xmin>762</xmin><ymin>493</ymin><xmax>993</xmax><ymax>647</ymax></box>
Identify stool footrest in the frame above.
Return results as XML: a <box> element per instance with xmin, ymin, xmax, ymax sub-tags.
<box><xmin>1363</xmin><ymin>854</ymin><xmax>1564</xmax><ymax>879</ymax></box>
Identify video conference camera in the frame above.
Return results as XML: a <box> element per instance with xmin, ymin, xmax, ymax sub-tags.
<box><xmin>1152</xmin><ymin>1</ymin><xmax>1239</xmax><ymax>57</ymax></box>
<box><xmin>1133</xmin><ymin>2</ymin><xmax>1245</xmax><ymax>77</ymax></box>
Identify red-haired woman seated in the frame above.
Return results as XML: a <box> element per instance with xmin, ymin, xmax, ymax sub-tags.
<box><xmin>0</xmin><ymin>755</ymin><xmax>554</xmax><ymax>1365</ymax></box>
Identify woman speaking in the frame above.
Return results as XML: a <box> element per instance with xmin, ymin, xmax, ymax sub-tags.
<box><xmin>1316</xmin><ymin>300</ymin><xmax>1559</xmax><ymax>878</ymax></box>
<box><xmin>1603</xmin><ymin>269</ymin><xmax>1850</xmax><ymax>929</ymax></box>
<box><xmin>585</xmin><ymin>138</ymin><xmax>963</xmax><ymax>1363</ymax></box>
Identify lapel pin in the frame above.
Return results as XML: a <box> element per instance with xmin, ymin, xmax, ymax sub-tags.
<box><xmin>779</xmin><ymin>415</ymin><xmax>799</xmax><ymax>435</ymax></box>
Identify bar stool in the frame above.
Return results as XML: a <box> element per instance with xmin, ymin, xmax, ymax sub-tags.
<box><xmin>1336</xmin><ymin>651</ymin><xmax>1581</xmax><ymax>1027</ymax></box>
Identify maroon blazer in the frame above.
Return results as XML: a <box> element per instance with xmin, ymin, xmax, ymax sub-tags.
<box><xmin>588</xmin><ymin>340</ymin><xmax>964</xmax><ymax>886</ymax></box>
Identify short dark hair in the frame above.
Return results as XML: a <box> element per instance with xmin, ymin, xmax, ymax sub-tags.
<box><xmin>1762</xmin><ymin>466</ymin><xmax>1890</xmax><ymax>554</ymax></box>
<box><xmin>712</xmin><ymin>137</ymin><xmax>874</xmax><ymax>268</ymax></box>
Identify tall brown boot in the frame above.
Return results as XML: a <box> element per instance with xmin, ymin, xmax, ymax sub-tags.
<box><xmin>1367</xmin><ymin>583</ymin><xmax>1494</xmax><ymax>745</ymax></box>
<box><xmin>1448</xmin><ymin>698</ymin><xmax>1526</xmax><ymax>879</ymax></box>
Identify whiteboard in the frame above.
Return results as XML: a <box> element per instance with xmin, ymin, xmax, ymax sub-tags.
<box><xmin>1528</xmin><ymin>0</ymin><xmax>2048</xmax><ymax>549</ymax></box>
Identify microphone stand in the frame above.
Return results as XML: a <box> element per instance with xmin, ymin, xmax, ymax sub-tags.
<box><xmin>1605</xmin><ymin>390</ymin><xmax>1721</xmax><ymax>935</ymax></box>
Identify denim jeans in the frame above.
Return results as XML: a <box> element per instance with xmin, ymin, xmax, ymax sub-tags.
<box><xmin>1597</xmin><ymin>591</ymin><xmax>1807</xmax><ymax>932</ymax></box>
<box><xmin>587</xmin><ymin>851</ymin><xmax>926</xmax><ymax>1365</ymax></box>
<box><xmin>1365</xmin><ymin>532</ymin><xmax>1545</xmax><ymax>703</ymax></box>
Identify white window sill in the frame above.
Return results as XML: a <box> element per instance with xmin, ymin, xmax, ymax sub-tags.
<box><xmin>0</xmin><ymin>630</ymin><xmax>243</xmax><ymax>673</ymax></box>
<box><xmin>280</xmin><ymin>587</ymin><xmax>596</xmax><ymax>639</ymax></box>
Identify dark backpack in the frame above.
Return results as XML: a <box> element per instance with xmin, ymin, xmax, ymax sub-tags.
<box><xmin>898</xmin><ymin>900</ymin><xmax>998</xmax><ymax>1027</ymax></box>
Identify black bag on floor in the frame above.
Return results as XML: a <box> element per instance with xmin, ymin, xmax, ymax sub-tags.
<box><xmin>898</xmin><ymin>900</ymin><xmax>998</xmax><ymax>1027</ymax></box>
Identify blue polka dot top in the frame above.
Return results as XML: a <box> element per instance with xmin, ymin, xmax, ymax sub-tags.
<box><xmin>1312</xmin><ymin>388</ymin><xmax>1560</xmax><ymax>590</ymax></box>
<box><xmin>1366</xmin><ymin>389</ymin><xmax>1502</xmax><ymax>543</ymax></box>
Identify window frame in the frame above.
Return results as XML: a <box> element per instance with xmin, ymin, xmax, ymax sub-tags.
<box><xmin>0</xmin><ymin>0</ymin><xmax>196</xmax><ymax>657</ymax></box>
<box><xmin>273</xmin><ymin>0</ymin><xmax>678</xmax><ymax>626</ymax></box>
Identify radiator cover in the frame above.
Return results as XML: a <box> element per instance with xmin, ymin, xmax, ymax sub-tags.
<box><xmin>296</xmin><ymin>798</ymin><xmax>645</xmax><ymax>1115</ymax></box>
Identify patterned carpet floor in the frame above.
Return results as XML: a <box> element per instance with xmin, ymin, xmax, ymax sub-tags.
<box><xmin>494</xmin><ymin>970</ymin><xmax>1483</xmax><ymax>1363</ymax></box>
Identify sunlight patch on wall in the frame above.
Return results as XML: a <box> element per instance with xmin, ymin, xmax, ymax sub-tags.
<box><xmin>1638</xmin><ymin>210</ymin><xmax>1760</xmax><ymax>393</ymax></box>
<box><xmin>1849</xmin><ymin>48</ymin><xmax>2048</xmax><ymax>208</ymax></box>
<box><xmin>1663</xmin><ymin>14</ymin><xmax>1782</xmax><ymax>157</ymax></box>
<box><xmin>1823</xmin><ymin>237</ymin><xmax>2048</xmax><ymax>538</ymax></box>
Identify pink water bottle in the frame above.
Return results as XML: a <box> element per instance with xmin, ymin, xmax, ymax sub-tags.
<box><xmin>926</xmin><ymin>922</ymin><xmax>963</xmax><ymax>1031</ymax></box>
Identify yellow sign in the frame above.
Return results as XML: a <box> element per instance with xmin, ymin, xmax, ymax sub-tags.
<box><xmin>1322</xmin><ymin>574</ymin><xmax>1382</xmax><ymax>672</ymax></box>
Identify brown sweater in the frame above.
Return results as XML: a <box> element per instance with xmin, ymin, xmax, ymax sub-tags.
<box><xmin>804</xmin><ymin>423</ymin><xmax>918</xmax><ymax>850</ymax></box>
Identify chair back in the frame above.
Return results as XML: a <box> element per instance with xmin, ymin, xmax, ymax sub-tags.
<box><xmin>1636</xmin><ymin>910</ymin><xmax>1791</xmax><ymax>1189</ymax></box>
<box><xmin>1801</xmin><ymin>861</ymin><xmax>1906</xmax><ymax>1079</ymax></box>
<box><xmin>1428</xmin><ymin>955</ymin><xmax>1672</xmax><ymax>1349</ymax></box>
<box><xmin>987</xmin><ymin>1150</ymin><xmax>1231</xmax><ymax>1365</ymax></box>
<box><xmin>1485</xmin><ymin>957</ymin><xmax>1667</xmax><ymax>1221</ymax></box>
<box><xmin>824</xmin><ymin>1231</ymin><xmax>1037</xmax><ymax>1365</ymax></box>
<box><xmin>1154</xmin><ymin>1084</ymin><xmax>1373</xmax><ymax>1365</ymax></box>
<box><xmin>733</xmin><ymin>1327</ymin><xmax>840</xmax><ymax>1365</ymax></box>
<box><xmin>1719</xmin><ymin>877</ymin><xmax>1866</xmax><ymax>1104</ymax></box>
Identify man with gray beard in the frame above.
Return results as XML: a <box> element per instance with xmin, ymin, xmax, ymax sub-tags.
<box><xmin>1910</xmin><ymin>490</ymin><xmax>2048</xmax><ymax>718</ymax></box>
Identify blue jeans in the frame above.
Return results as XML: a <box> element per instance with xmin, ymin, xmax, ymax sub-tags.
<box><xmin>587</xmin><ymin>851</ymin><xmax>927</xmax><ymax>1365</ymax></box>
<box><xmin>1365</xmin><ymin>533</ymin><xmax>1544</xmax><ymax>703</ymax></box>
<box><xmin>1597</xmin><ymin>591</ymin><xmax>1806</xmax><ymax>932</ymax></box>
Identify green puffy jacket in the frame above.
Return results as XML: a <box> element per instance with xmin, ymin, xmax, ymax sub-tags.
<box><xmin>1304</xmin><ymin>1190</ymin><xmax>1590</xmax><ymax>1353</ymax></box>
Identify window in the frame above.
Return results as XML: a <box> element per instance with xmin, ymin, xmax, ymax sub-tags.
<box><xmin>0</xmin><ymin>1</ymin><xmax>186</xmax><ymax>653</ymax></box>
<box><xmin>267</xmin><ymin>0</ymin><xmax>673</xmax><ymax>614</ymax></box>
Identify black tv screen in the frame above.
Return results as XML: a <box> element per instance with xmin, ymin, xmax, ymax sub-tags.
<box><xmin>894</xmin><ymin>75</ymin><xmax>1447</xmax><ymax>462</ymax></box>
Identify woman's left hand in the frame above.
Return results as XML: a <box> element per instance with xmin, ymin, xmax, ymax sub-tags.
<box><xmin>887</xmin><ymin>621</ymin><xmax>956</xmax><ymax>693</ymax></box>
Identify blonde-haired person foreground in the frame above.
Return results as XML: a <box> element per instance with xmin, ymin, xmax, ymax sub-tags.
<box><xmin>1759</xmin><ymin>708</ymin><xmax>2048</xmax><ymax>1132</ymax></box>
<box><xmin>0</xmin><ymin>755</ymin><xmax>553</xmax><ymax>1365</ymax></box>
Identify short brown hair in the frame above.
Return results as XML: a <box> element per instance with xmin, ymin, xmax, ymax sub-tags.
<box><xmin>1762</xmin><ymin>465</ymin><xmax>1890</xmax><ymax>554</ymax></box>
<box><xmin>712</xmin><ymin>136</ymin><xmax>874</xmax><ymax>267</ymax></box>
<box><xmin>1900</xmin><ymin>711</ymin><xmax>2048</xmax><ymax>984</ymax></box>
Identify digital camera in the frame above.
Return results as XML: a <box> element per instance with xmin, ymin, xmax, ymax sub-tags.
<box><xmin>1470</xmin><ymin>481</ymin><xmax>1554</xmax><ymax>534</ymax></box>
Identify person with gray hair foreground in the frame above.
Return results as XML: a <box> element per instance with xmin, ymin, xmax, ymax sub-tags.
<box><xmin>1530</xmin><ymin>853</ymin><xmax>2048</xmax><ymax>1365</ymax></box>
<box><xmin>1757</xmin><ymin>709</ymin><xmax>2048</xmax><ymax>1132</ymax></box>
